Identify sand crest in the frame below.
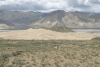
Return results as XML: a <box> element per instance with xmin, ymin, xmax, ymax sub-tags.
<box><xmin>0</xmin><ymin>28</ymin><xmax>100</xmax><ymax>40</ymax></box>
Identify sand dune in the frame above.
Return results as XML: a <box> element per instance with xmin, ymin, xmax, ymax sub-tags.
<box><xmin>0</xmin><ymin>28</ymin><xmax>100</xmax><ymax>40</ymax></box>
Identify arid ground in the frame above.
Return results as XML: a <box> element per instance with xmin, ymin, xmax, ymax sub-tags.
<box><xmin>0</xmin><ymin>37</ymin><xmax>100</xmax><ymax>67</ymax></box>
<box><xmin>0</xmin><ymin>28</ymin><xmax>100</xmax><ymax>40</ymax></box>
<box><xmin>0</xmin><ymin>29</ymin><xmax>100</xmax><ymax>67</ymax></box>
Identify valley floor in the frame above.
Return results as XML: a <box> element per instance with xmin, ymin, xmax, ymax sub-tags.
<box><xmin>0</xmin><ymin>39</ymin><xmax>100</xmax><ymax>67</ymax></box>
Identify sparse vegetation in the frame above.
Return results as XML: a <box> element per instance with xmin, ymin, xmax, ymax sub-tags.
<box><xmin>0</xmin><ymin>53</ymin><xmax>10</xmax><ymax>60</ymax></box>
<box><xmin>7</xmin><ymin>65</ymin><xmax>13</xmax><ymax>67</ymax></box>
<box><xmin>0</xmin><ymin>39</ymin><xmax>100</xmax><ymax>67</ymax></box>
<box><xmin>91</xmin><ymin>37</ymin><xmax>100</xmax><ymax>40</ymax></box>
<box><xmin>40</xmin><ymin>26</ymin><xmax>74</xmax><ymax>32</ymax></box>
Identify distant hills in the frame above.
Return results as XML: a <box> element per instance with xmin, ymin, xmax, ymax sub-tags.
<box><xmin>0</xmin><ymin>9</ymin><xmax>41</xmax><ymax>29</ymax></box>
<box><xmin>0</xmin><ymin>9</ymin><xmax>100</xmax><ymax>29</ymax></box>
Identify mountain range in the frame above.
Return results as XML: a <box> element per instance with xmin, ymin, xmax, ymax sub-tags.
<box><xmin>0</xmin><ymin>9</ymin><xmax>100</xmax><ymax>29</ymax></box>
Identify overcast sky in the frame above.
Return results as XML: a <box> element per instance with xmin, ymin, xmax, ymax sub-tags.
<box><xmin>0</xmin><ymin>0</ymin><xmax>100</xmax><ymax>13</ymax></box>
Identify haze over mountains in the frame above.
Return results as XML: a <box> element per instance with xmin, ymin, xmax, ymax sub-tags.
<box><xmin>0</xmin><ymin>9</ymin><xmax>100</xmax><ymax>29</ymax></box>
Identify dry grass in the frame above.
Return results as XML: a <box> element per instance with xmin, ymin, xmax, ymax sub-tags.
<box><xmin>0</xmin><ymin>39</ymin><xmax>100</xmax><ymax>67</ymax></box>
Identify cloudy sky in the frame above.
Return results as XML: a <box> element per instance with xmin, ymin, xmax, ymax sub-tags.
<box><xmin>0</xmin><ymin>0</ymin><xmax>100</xmax><ymax>13</ymax></box>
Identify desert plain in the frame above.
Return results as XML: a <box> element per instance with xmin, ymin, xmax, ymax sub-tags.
<box><xmin>0</xmin><ymin>28</ymin><xmax>100</xmax><ymax>67</ymax></box>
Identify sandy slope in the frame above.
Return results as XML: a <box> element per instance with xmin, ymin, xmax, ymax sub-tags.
<box><xmin>0</xmin><ymin>28</ymin><xmax>100</xmax><ymax>40</ymax></box>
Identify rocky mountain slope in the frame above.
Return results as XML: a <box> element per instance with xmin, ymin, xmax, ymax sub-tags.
<box><xmin>0</xmin><ymin>19</ymin><xmax>13</xmax><ymax>29</ymax></box>
<box><xmin>0</xmin><ymin>9</ymin><xmax>100</xmax><ymax>29</ymax></box>
<box><xmin>0</xmin><ymin>9</ymin><xmax>41</xmax><ymax>29</ymax></box>
<box><xmin>30</xmin><ymin>10</ymin><xmax>97</xmax><ymax>28</ymax></box>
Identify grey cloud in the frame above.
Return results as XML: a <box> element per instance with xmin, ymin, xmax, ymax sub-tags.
<box><xmin>74</xmin><ymin>4</ymin><xmax>90</xmax><ymax>9</ymax></box>
<box><xmin>0</xmin><ymin>0</ymin><xmax>100</xmax><ymax>13</ymax></box>
<box><xmin>88</xmin><ymin>0</ymin><xmax>100</xmax><ymax>4</ymax></box>
<box><xmin>0</xmin><ymin>1</ymin><xmax>47</xmax><ymax>11</ymax></box>
<box><xmin>67</xmin><ymin>0</ymin><xmax>79</xmax><ymax>6</ymax></box>
<box><xmin>67</xmin><ymin>0</ymin><xmax>90</xmax><ymax>8</ymax></box>
<box><xmin>24</xmin><ymin>1</ymin><xmax>47</xmax><ymax>10</ymax></box>
<box><xmin>0</xmin><ymin>0</ymin><xmax>5</xmax><ymax>1</ymax></box>
<box><xmin>66</xmin><ymin>0</ymin><xmax>90</xmax><ymax>12</ymax></box>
